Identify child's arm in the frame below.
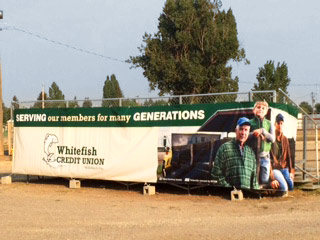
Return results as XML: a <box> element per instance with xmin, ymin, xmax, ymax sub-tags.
<box><xmin>261</xmin><ymin>124</ymin><xmax>275</xmax><ymax>143</ymax></box>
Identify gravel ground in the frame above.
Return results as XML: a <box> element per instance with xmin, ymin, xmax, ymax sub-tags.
<box><xmin>1</xmin><ymin>157</ymin><xmax>320</xmax><ymax>240</ymax></box>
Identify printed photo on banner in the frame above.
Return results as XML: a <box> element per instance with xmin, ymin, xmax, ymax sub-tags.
<box><xmin>158</xmin><ymin>101</ymin><xmax>297</xmax><ymax>193</ymax></box>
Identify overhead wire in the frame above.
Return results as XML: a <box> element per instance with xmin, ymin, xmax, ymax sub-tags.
<box><xmin>0</xmin><ymin>25</ymin><xmax>319</xmax><ymax>88</ymax></box>
<box><xmin>1</xmin><ymin>24</ymin><xmax>127</xmax><ymax>63</ymax></box>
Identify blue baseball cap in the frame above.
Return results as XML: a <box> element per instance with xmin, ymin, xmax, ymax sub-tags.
<box><xmin>237</xmin><ymin>117</ymin><xmax>251</xmax><ymax>127</ymax></box>
<box><xmin>276</xmin><ymin>113</ymin><xmax>284</xmax><ymax>123</ymax></box>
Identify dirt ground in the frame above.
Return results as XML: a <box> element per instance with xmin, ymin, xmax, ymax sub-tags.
<box><xmin>1</xmin><ymin>157</ymin><xmax>320</xmax><ymax>240</ymax></box>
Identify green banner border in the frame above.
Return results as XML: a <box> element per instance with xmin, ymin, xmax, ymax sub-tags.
<box><xmin>14</xmin><ymin>102</ymin><xmax>298</xmax><ymax>128</ymax></box>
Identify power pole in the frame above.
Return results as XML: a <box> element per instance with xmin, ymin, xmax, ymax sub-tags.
<box><xmin>0</xmin><ymin>63</ymin><xmax>4</xmax><ymax>156</ymax></box>
<box><xmin>0</xmin><ymin>10</ymin><xmax>4</xmax><ymax>156</ymax></box>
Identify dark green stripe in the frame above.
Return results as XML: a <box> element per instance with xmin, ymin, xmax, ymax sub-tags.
<box><xmin>14</xmin><ymin>102</ymin><xmax>298</xmax><ymax>127</ymax></box>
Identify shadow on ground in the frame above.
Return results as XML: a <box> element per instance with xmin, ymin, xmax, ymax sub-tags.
<box><xmin>2</xmin><ymin>173</ymin><xmax>265</xmax><ymax>200</ymax></box>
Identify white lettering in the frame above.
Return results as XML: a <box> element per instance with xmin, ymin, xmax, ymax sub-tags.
<box><xmin>16</xmin><ymin>114</ymin><xmax>46</xmax><ymax>122</ymax></box>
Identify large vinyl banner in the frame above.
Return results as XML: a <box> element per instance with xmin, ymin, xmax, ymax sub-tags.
<box><xmin>13</xmin><ymin>102</ymin><xmax>299</xmax><ymax>189</ymax></box>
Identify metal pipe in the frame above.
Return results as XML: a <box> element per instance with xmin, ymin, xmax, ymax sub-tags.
<box><xmin>278</xmin><ymin>89</ymin><xmax>319</xmax><ymax>181</ymax></box>
<box><xmin>278</xmin><ymin>88</ymin><xmax>317</xmax><ymax>125</ymax></box>
<box><xmin>17</xmin><ymin>90</ymin><xmax>277</xmax><ymax>106</ymax></box>
<box><xmin>273</xmin><ymin>90</ymin><xmax>277</xmax><ymax>103</ymax></box>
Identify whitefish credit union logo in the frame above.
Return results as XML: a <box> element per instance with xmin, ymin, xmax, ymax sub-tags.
<box><xmin>42</xmin><ymin>133</ymin><xmax>105</xmax><ymax>168</ymax></box>
<box><xmin>43</xmin><ymin>134</ymin><xmax>59</xmax><ymax>167</ymax></box>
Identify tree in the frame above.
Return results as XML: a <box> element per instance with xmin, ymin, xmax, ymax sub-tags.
<box><xmin>49</xmin><ymin>82</ymin><xmax>65</xmax><ymax>100</ymax></box>
<box><xmin>143</xmin><ymin>99</ymin><xmax>169</xmax><ymax>106</ymax></box>
<box><xmin>49</xmin><ymin>82</ymin><xmax>66</xmax><ymax>108</ymax></box>
<box><xmin>110</xmin><ymin>74</ymin><xmax>123</xmax><ymax>98</ymax></box>
<box><xmin>315</xmin><ymin>103</ymin><xmax>320</xmax><ymax>114</ymax></box>
<box><xmin>122</xmin><ymin>99</ymin><xmax>139</xmax><ymax>107</ymax></box>
<box><xmin>12</xmin><ymin>96</ymin><xmax>19</xmax><ymax>110</ymax></box>
<box><xmin>68</xmin><ymin>96</ymin><xmax>79</xmax><ymax>108</ymax></box>
<box><xmin>33</xmin><ymin>91</ymin><xmax>49</xmax><ymax>108</ymax></box>
<box><xmin>82</xmin><ymin>97</ymin><xmax>92</xmax><ymax>108</ymax></box>
<box><xmin>102</xmin><ymin>74</ymin><xmax>123</xmax><ymax>107</ymax></box>
<box><xmin>252</xmin><ymin>60</ymin><xmax>290</xmax><ymax>102</ymax></box>
<box><xmin>103</xmin><ymin>76</ymin><xmax>113</xmax><ymax>101</ymax></box>
<box><xmin>3</xmin><ymin>104</ymin><xmax>10</xmax><ymax>123</ymax></box>
<box><xmin>299</xmin><ymin>101</ymin><xmax>313</xmax><ymax>114</ymax></box>
<box><xmin>129</xmin><ymin>0</ymin><xmax>247</xmax><ymax>97</ymax></box>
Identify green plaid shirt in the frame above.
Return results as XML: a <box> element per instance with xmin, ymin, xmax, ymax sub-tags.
<box><xmin>212</xmin><ymin>139</ymin><xmax>259</xmax><ymax>190</ymax></box>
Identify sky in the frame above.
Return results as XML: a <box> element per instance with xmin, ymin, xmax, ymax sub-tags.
<box><xmin>0</xmin><ymin>0</ymin><xmax>319</xmax><ymax>107</ymax></box>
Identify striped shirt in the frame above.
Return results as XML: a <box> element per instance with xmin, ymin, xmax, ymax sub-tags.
<box><xmin>212</xmin><ymin>139</ymin><xmax>259</xmax><ymax>190</ymax></box>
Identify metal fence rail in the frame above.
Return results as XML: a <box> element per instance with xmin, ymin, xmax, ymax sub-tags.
<box><xmin>11</xmin><ymin>90</ymin><xmax>277</xmax><ymax>110</ymax></box>
<box><xmin>277</xmin><ymin>89</ymin><xmax>319</xmax><ymax>181</ymax></box>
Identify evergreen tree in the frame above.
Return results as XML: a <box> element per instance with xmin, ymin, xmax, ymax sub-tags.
<box><xmin>102</xmin><ymin>74</ymin><xmax>123</xmax><ymax>107</ymax></box>
<box><xmin>49</xmin><ymin>82</ymin><xmax>65</xmax><ymax>100</ymax></box>
<box><xmin>103</xmin><ymin>76</ymin><xmax>112</xmax><ymax>98</ymax></box>
<box><xmin>110</xmin><ymin>74</ymin><xmax>123</xmax><ymax>98</ymax></box>
<box><xmin>49</xmin><ymin>82</ymin><xmax>66</xmax><ymax>108</ymax></box>
<box><xmin>253</xmin><ymin>60</ymin><xmax>290</xmax><ymax>102</ymax></box>
<box><xmin>129</xmin><ymin>0</ymin><xmax>247</xmax><ymax>97</ymax></box>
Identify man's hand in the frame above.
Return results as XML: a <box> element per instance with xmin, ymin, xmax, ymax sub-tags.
<box><xmin>253</xmin><ymin>129</ymin><xmax>262</xmax><ymax>137</ymax></box>
<box><xmin>270</xmin><ymin>180</ymin><xmax>280</xmax><ymax>189</ymax></box>
<box><xmin>290</xmin><ymin>173</ymin><xmax>295</xmax><ymax>180</ymax></box>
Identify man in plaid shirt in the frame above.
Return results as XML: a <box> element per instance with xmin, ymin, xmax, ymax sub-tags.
<box><xmin>212</xmin><ymin>117</ymin><xmax>259</xmax><ymax>190</ymax></box>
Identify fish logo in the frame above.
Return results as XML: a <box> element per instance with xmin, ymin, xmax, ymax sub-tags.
<box><xmin>43</xmin><ymin>134</ymin><xmax>59</xmax><ymax>167</ymax></box>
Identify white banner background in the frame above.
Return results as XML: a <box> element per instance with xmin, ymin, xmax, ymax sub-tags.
<box><xmin>13</xmin><ymin>127</ymin><xmax>158</xmax><ymax>183</ymax></box>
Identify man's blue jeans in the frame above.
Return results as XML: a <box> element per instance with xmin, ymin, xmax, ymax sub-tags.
<box><xmin>273</xmin><ymin>168</ymin><xmax>294</xmax><ymax>191</ymax></box>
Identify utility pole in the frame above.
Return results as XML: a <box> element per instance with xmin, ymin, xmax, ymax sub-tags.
<box><xmin>0</xmin><ymin>63</ymin><xmax>3</xmax><ymax>156</ymax></box>
<box><xmin>0</xmin><ymin>10</ymin><xmax>4</xmax><ymax>156</ymax></box>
